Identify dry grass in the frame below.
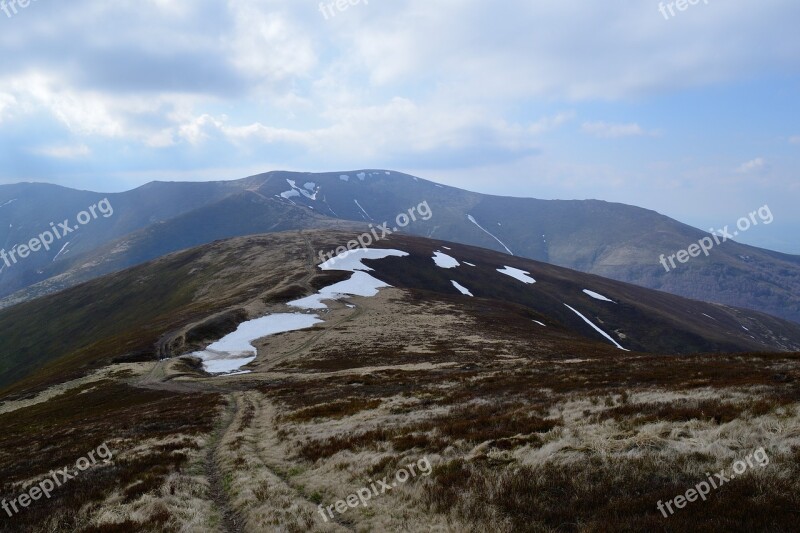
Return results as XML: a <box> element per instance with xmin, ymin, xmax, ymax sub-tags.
<box><xmin>0</xmin><ymin>381</ymin><xmax>221</xmax><ymax>533</ymax></box>
<box><xmin>3</xmin><ymin>234</ymin><xmax>800</xmax><ymax>531</ymax></box>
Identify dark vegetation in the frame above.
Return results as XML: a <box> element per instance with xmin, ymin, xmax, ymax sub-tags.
<box><xmin>0</xmin><ymin>381</ymin><xmax>221</xmax><ymax>532</ymax></box>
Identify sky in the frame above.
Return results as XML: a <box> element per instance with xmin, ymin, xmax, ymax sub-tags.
<box><xmin>0</xmin><ymin>0</ymin><xmax>798</xmax><ymax>253</ymax></box>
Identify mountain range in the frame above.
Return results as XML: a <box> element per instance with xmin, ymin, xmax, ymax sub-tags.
<box><xmin>1</xmin><ymin>170</ymin><xmax>798</xmax><ymax>325</ymax></box>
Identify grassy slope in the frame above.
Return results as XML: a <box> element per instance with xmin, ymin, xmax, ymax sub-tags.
<box><xmin>1</xmin><ymin>230</ymin><xmax>799</xmax><ymax>531</ymax></box>
<box><xmin>0</xmin><ymin>230</ymin><xmax>342</xmax><ymax>396</ymax></box>
<box><xmin>4</xmin><ymin>230</ymin><xmax>800</xmax><ymax>398</ymax></box>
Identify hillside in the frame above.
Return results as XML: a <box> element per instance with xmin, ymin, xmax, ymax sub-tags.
<box><xmin>1</xmin><ymin>230</ymin><xmax>798</xmax><ymax>532</ymax></box>
<box><xmin>2</xmin><ymin>229</ymin><xmax>799</xmax><ymax>394</ymax></box>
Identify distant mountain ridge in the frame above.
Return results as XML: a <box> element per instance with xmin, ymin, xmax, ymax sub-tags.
<box><xmin>1</xmin><ymin>170</ymin><xmax>799</xmax><ymax>322</ymax></box>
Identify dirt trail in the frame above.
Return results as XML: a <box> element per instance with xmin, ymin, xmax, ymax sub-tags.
<box><xmin>207</xmin><ymin>395</ymin><xmax>244</xmax><ymax>533</ymax></box>
<box><xmin>227</xmin><ymin>391</ymin><xmax>355</xmax><ymax>532</ymax></box>
<box><xmin>131</xmin><ymin>231</ymin><xmax>364</xmax><ymax>533</ymax></box>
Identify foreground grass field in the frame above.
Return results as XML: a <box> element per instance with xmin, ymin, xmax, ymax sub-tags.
<box><xmin>1</xmin><ymin>286</ymin><xmax>798</xmax><ymax>532</ymax></box>
<box><xmin>1</xmin><ymin>231</ymin><xmax>798</xmax><ymax>531</ymax></box>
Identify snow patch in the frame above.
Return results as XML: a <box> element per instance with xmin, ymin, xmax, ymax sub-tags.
<box><xmin>290</xmin><ymin>248</ymin><xmax>408</xmax><ymax>308</ymax></box>
<box><xmin>467</xmin><ymin>215</ymin><xmax>513</xmax><ymax>255</ymax></box>
<box><xmin>53</xmin><ymin>241</ymin><xmax>71</xmax><ymax>261</ymax></box>
<box><xmin>564</xmin><ymin>304</ymin><xmax>629</xmax><ymax>351</ymax></box>
<box><xmin>289</xmin><ymin>272</ymin><xmax>393</xmax><ymax>309</ymax></box>
<box><xmin>497</xmin><ymin>266</ymin><xmax>535</xmax><ymax>284</ymax></box>
<box><xmin>432</xmin><ymin>251</ymin><xmax>460</xmax><ymax>269</ymax></box>
<box><xmin>354</xmin><ymin>199</ymin><xmax>372</xmax><ymax>220</ymax></box>
<box><xmin>193</xmin><ymin>313</ymin><xmax>323</xmax><ymax>374</ymax></box>
<box><xmin>286</xmin><ymin>178</ymin><xmax>318</xmax><ymax>200</ymax></box>
<box><xmin>451</xmin><ymin>280</ymin><xmax>473</xmax><ymax>297</ymax></box>
<box><xmin>583</xmin><ymin>289</ymin><xmax>615</xmax><ymax>303</ymax></box>
<box><xmin>340</xmin><ymin>175</ymin><xmax>350</xmax><ymax>181</ymax></box>
<box><xmin>319</xmin><ymin>247</ymin><xmax>407</xmax><ymax>272</ymax></box>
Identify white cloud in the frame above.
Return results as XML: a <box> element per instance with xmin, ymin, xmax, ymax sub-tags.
<box><xmin>0</xmin><ymin>92</ymin><xmax>17</xmax><ymax>123</ymax></box>
<box><xmin>145</xmin><ymin>129</ymin><xmax>177</xmax><ymax>148</ymax></box>
<box><xmin>33</xmin><ymin>144</ymin><xmax>91</xmax><ymax>159</ymax></box>
<box><xmin>184</xmin><ymin>100</ymin><xmax>567</xmax><ymax>166</ymax></box>
<box><xmin>737</xmin><ymin>157</ymin><xmax>767</xmax><ymax>174</ymax></box>
<box><xmin>337</xmin><ymin>1</ymin><xmax>800</xmax><ymax>101</ymax></box>
<box><xmin>581</xmin><ymin>121</ymin><xmax>657</xmax><ymax>139</ymax></box>
<box><xmin>529</xmin><ymin>112</ymin><xmax>576</xmax><ymax>135</ymax></box>
<box><xmin>226</xmin><ymin>1</ymin><xmax>317</xmax><ymax>84</ymax></box>
<box><xmin>2</xmin><ymin>72</ymin><xmax>125</xmax><ymax>137</ymax></box>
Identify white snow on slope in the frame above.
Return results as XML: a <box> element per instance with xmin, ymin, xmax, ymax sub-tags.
<box><xmin>280</xmin><ymin>189</ymin><xmax>300</xmax><ymax>199</ymax></box>
<box><xmin>286</xmin><ymin>179</ymin><xmax>318</xmax><ymax>200</ymax></box>
<box><xmin>289</xmin><ymin>272</ymin><xmax>393</xmax><ymax>309</ymax></box>
<box><xmin>497</xmin><ymin>266</ymin><xmax>535</xmax><ymax>284</ymax></box>
<box><xmin>304</xmin><ymin>182</ymin><xmax>316</xmax><ymax>190</ymax></box>
<box><xmin>467</xmin><ymin>215</ymin><xmax>513</xmax><ymax>255</ymax></box>
<box><xmin>289</xmin><ymin>248</ymin><xmax>410</xmax><ymax>309</ymax></box>
<box><xmin>340</xmin><ymin>174</ymin><xmax>350</xmax><ymax>181</ymax></box>
<box><xmin>354</xmin><ymin>199</ymin><xmax>373</xmax><ymax>220</ymax></box>
<box><xmin>564</xmin><ymin>303</ymin><xmax>629</xmax><ymax>351</ymax></box>
<box><xmin>583</xmin><ymin>289</ymin><xmax>615</xmax><ymax>303</ymax></box>
<box><xmin>0</xmin><ymin>199</ymin><xmax>17</xmax><ymax>208</ymax></box>
<box><xmin>357</xmin><ymin>172</ymin><xmax>366</xmax><ymax>180</ymax></box>
<box><xmin>319</xmin><ymin>247</ymin><xmax>407</xmax><ymax>271</ymax></box>
<box><xmin>451</xmin><ymin>280</ymin><xmax>473</xmax><ymax>296</ymax></box>
<box><xmin>432</xmin><ymin>251</ymin><xmax>459</xmax><ymax>269</ymax></box>
<box><xmin>198</xmin><ymin>248</ymin><xmax>407</xmax><ymax>375</ymax></box>
<box><xmin>193</xmin><ymin>313</ymin><xmax>322</xmax><ymax>374</ymax></box>
<box><xmin>52</xmin><ymin>241</ymin><xmax>71</xmax><ymax>262</ymax></box>
<box><xmin>463</xmin><ymin>262</ymin><xmax>476</xmax><ymax>267</ymax></box>
<box><xmin>532</xmin><ymin>320</ymin><xmax>546</xmax><ymax>327</ymax></box>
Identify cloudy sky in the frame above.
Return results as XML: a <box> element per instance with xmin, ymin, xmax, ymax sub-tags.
<box><xmin>0</xmin><ymin>0</ymin><xmax>798</xmax><ymax>252</ymax></box>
